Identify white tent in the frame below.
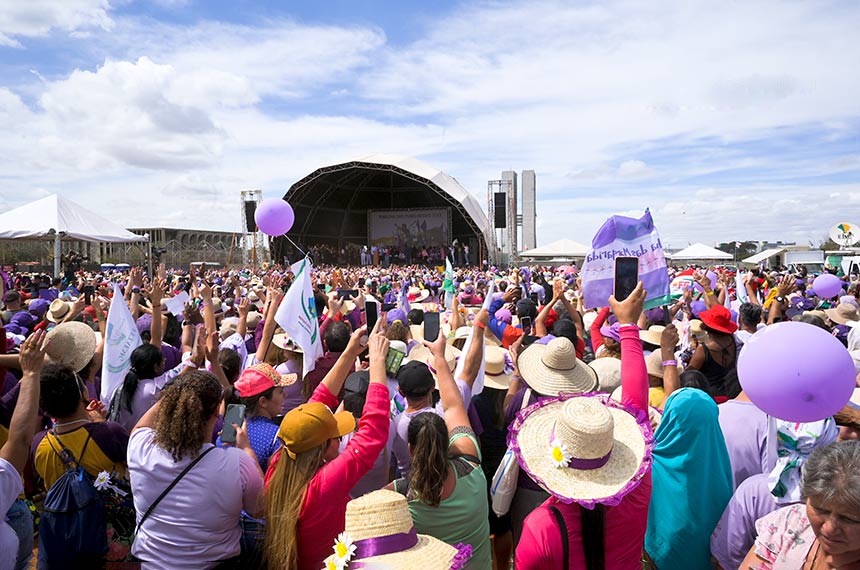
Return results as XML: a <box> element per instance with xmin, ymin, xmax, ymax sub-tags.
<box><xmin>0</xmin><ymin>194</ymin><xmax>147</xmax><ymax>276</ymax></box>
<box><xmin>668</xmin><ymin>243</ymin><xmax>733</xmax><ymax>261</ymax></box>
<box><xmin>741</xmin><ymin>248</ymin><xmax>785</xmax><ymax>265</ymax></box>
<box><xmin>519</xmin><ymin>238</ymin><xmax>590</xmax><ymax>259</ymax></box>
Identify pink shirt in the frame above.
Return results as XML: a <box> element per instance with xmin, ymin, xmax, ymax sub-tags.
<box><xmin>515</xmin><ymin>325</ymin><xmax>651</xmax><ymax>569</ymax></box>
<box><xmin>750</xmin><ymin>504</ymin><xmax>814</xmax><ymax>570</ymax></box>
<box><xmin>128</xmin><ymin>428</ymin><xmax>263</xmax><ymax>570</ymax></box>
<box><xmin>265</xmin><ymin>381</ymin><xmax>390</xmax><ymax>570</ymax></box>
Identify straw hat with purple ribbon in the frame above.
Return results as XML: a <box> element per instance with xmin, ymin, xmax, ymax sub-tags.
<box><xmin>483</xmin><ymin>345</ymin><xmax>514</xmax><ymax>390</ymax></box>
<box><xmin>508</xmin><ymin>393</ymin><xmax>653</xmax><ymax>508</ymax></box>
<box><xmin>323</xmin><ymin>489</ymin><xmax>471</xmax><ymax>570</ymax></box>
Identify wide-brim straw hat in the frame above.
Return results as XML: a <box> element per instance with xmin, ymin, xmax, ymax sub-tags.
<box><xmin>826</xmin><ymin>303</ymin><xmax>860</xmax><ymax>325</ymax></box>
<box><xmin>610</xmin><ymin>386</ymin><xmax>663</xmax><ymax>427</ymax></box>
<box><xmin>45</xmin><ymin>321</ymin><xmax>98</xmax><ymax>372</ymax></box>
<box><xmin>644</xmin><ymin>350</ymin><xmax>680</xmax><ymax>379</ymax></box>
<box><xmin>589</xmin><ymin>356</ymin><xmax>622</xmax><ymax>393</ymax></box>
<box><xmin>407</xmin><ymin>344</ymin><xmax>461</xmax><ymax>378</ymax></box>
<box><xmin>639</xmin><ymin>325</ymin><xmax>665</xmax><ymax>346</ymax></box>
<box><xmin>324</xmin><ymin>490</ymin><xmax>461</xmax><ymax>570</ymax></box>
<box><xmin>272</xmin><ymin>333</ymin><xmax>303</xmax><ymax>353</ymax></box>
<box><xmin>509</xmin><ymin>393</ymin><xmax>653</xmax><ymax>507</ymax></box>
<box><xmin>484</xmin><ymin>345</ymin><xmax>514</xmax><ymax>390</ymax></box>
<box><xmin>517</xmin><ymin>336</ymin><xmax>597</xmax><ymax>396</ymax></box>
<box><xmin>46</xmin><ymin>299</ymin><xmax>72</xmax><ymax>323</ymax></box>
<box><xmin>408</xmin><ymin>287</ymin><xmax>431</xmax><ymax>303</ymax></box>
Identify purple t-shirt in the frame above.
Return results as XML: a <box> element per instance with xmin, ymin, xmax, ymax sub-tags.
<box><xmin>717</xmin><ymin>400</ymin><xmax>772</xmax><ymax>490</ymax></box>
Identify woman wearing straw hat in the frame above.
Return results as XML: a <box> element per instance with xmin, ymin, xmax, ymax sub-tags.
<box><xmin>323</xmin><ymin>489</ymin><xmax>472</xmax><ymax>570</ymax></box>
<box><xmin>504</xmin><ymin>330</ymin><xmax>599</xmax><ymax>546</ymax></box>
<box><xmin>264</xmin><ymin>326</ymin><xmax>391</xmax><ymax>570</ymax></box>
<box><xmin>513</xmin><ymin>283</ymin><xmax>655</xmax><ymax>569</ymax></box>
<box><xmin>387</xmin><ymin>313</ymin><xmax>492</xmax><ymax>569</ymax></box>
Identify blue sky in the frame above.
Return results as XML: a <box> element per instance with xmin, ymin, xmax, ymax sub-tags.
<box><xmin>0</xmin><ymin>0</ymin><xmax>858</xmax><ymax>248</ymax></box>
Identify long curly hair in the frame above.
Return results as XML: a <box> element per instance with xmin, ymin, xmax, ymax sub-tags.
<box><xmin>154</xmin><ymin>370</ymin><xmax>223</xmax><ymax>462</ymax></box>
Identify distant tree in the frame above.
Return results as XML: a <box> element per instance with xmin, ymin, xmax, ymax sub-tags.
<box><xmin>820</xmin><ymin>237</ymin><xmax>840</xmax><ymax>251</ymax></box>
<box><xmin>717</xmin><ymin>241</ymin><xmax>757</xmax><ymax>260</ymax></box>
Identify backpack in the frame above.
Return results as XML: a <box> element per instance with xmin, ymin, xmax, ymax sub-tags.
<box><xmin>38</xmin><ymin>430</ymin><xmax>108</xmax><ymax>569</ymax></box>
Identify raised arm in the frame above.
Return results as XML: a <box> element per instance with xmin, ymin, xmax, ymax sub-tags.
<box><xmin>314</xmin><ymin>326</ymin><xmax>368</xmax><ymax>403</ymax></box>
<box><xmin>424</xmin><ymin>333</ymin><xmax>478</xmax><ymax>457</ymax></box>
<box><xmin>590</xmin><ymin>306</ymin><xmax>611</xmax><ymax>353</ymax></box>
<box><xmin>609</xmin><ymin>283</ymin><xmax>648</xmax><ymax>413</ymax></box>
<box><xmin>148</xmin><ymin>278</ymin><xmax>166</xmax><ymax>347</ymax></box>
<box><xmin>535</xmin><ymin>280</ymin><xmax>562</xmax><ymax>337</ymax></box>
<box><xmin>657</xmin><ymin>324</ymin><xmax>680</xmax><ymax>410</ymax></box>
<box><xmin>0</xmin><ymin>330</ymin><xmax>47</xmax><ymax>473</ymax></box>
<box><xmin>235</xmin><ymin>297</ymin><xmax>250</xmax><ymax>339</ymax></box>
<box><xmin>254</xmin><ymin>287</ymin><xmax>283</xmax><ymax>363</ymax></box>
<box><xmin>457</xmin><ymin>309</ymin><xmax>488</xmax><ymax>388</ymax></box>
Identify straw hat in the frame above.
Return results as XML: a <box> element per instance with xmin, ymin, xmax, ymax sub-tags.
<box><xmin>272</xmin><ymin>333</ymin><xmax>303</xmax><ymax>353</ymax></box>
<box><xmin>589</xmin><ymin>357</ymin><xmax>622</xmax><ymax>393</ymax></box>
<box><xmin>46</xmin><ymin>299</ymin><xmax>72</xmax><ymax>323</ymax></box>
<box><xmin>407</xmin><ymin>286</ymin><xmax>430</xmax><ymax>303</ymax></box>
<box><xmin>826</xmin><ymin>303</ymin><xmax>860</xmax><ymax>325</ymax></box>
<box><xmin>509</xmin><ymin>393</ymin><xmax>653</xmax><ymax>507</ymax></box>
<box><xmin>409</xmin><ymin>324</ymin><xmax>424</xmax><ymax>342</ymax></box>
<box><xmin>484</xmin><ymin>345</ymin><xmax>514</xmax><ymax>390</ymax></box>
<box><xmin>639</xmin><ymin>325</ymin><xmax>665</xmax><ymax>346</ymax></box>
<box><xmin>516</xmin><ymin>337</ymin><xmax>598</xmax><ymax>396</ymax></box>
<box><xmin>407</xmin><ymin>343</ymin><xmax>461</xmax><ymax>377</ymax></box>
<box><xmin>689</xmin><ymin>319</ymin><xmax>705</xmax><ymax>338</ymax></box>
<box><xmin>610</xmin><ymin>386</ymin><xmax>663</xmax><ymax>428</ymax></box>
<box><xmin>45</xmin><ymin>322</ymin><xmax>98</xmax><ymax>372</ymax></box>
<box><xmin>323</xmin><ymin>490</ymin><xmax>462</xmax><ymax>570</ymax></box>
<box><xmin>645</xmin><ymin>350</ymin><xmax>680</xmax><ymax>379</ymax></box>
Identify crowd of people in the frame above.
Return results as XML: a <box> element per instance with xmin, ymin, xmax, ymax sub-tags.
<box><xmin>0</xmin><ymin>258</ymin><xmax>859</xmax><ymax>569</ymax></box>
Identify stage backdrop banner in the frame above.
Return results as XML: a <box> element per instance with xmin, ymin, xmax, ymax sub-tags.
<box><xmin>581</xmin><ymin>209</ymin><xmax>672</xmax><ymax>310</ymax></box>
<box><xmin>369</xmin><ymin>208</ymin><xmax>450</xmax><ymax>248</ymax></box>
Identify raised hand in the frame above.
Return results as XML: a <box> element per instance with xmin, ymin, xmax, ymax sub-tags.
<box><xmin>609</xmin><ymin>281</ymin><xmax>646</xmax><ymax>325</ymax></box>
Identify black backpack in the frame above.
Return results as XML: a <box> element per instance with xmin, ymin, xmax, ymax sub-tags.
<box><xmin>38</xmin><ymin>430</ymin><xmax>108</xmax><ymax>569</ymax></box>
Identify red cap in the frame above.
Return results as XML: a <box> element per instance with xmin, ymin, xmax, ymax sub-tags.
<box><xmin>234</xmin><ymin>363</ymin><xmax>283</xmax><ymax>398</ymax></box>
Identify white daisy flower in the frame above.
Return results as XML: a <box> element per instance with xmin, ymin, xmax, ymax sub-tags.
<box><xmin>550</xmin><ymin>438</ymin><xmax>572</xmax><ymax>468</ymax></box>
<box><xmin>332</xmin><ymin>531</ymin><xmax>356</xmax><ymax>567</ymax></box>
<box><xmin>94</xmin><ymin>471</ymin><xmax>111</xmax><ymax>491</ymax></box>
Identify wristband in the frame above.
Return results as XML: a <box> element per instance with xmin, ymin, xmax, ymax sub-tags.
<box><xmin>475</xmin><ymin>321</ymin><xmax>487</xmax><ymax>330</ymax></box>
<box><xmin>662</xmin><ymin>359</ymin><xmax>677</xmax><ymax>367</ymax></box>
<box><xmin>185</xmin><ymin>361</ymin><xmax>199</xmax><ymax>369</ymax></box>
<box><xmin>131</xmin><ymin>287</ymin><xmax>140</xmax><ymax>294</ymax></box>
<box><xmin>705</xmin><ymin>291</ymin><xmax>715</xmax><ymax>296</ymax></box>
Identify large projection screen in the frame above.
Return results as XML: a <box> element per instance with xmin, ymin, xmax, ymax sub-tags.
<box><xmin>368</xmin><ymin>208</ymin><xmax>451</xmax><ymax>249</ymax></box>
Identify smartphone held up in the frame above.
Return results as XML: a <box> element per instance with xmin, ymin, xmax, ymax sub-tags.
<box><xmin>614</xmin><ymin>256</ymin><xmax>639</xmax><ymax>302</ymax></box>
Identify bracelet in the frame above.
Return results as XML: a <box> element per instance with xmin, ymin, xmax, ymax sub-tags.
<box><xmin>662</xmin><ymin>359</ymin><xmax>677</xmax><ymax>367</ymax></box>
<box><xmin>131</xmin><ymin>287</ymin><xmax>140</xmax><ymax>294</ymax></box>
<box><xmin>475</xmin><ymin>321</ymin><xmax>486</xmax><ymax>330</ymax></box>
<box><xmin>185</xmin><ymin>361</ymin><xmax>199</xmax><ymax>369</ymax></box>
<box><xmin>705</xmin><ymin>290</ymin><xmax>715</xmax><ymax>296</ymax></box>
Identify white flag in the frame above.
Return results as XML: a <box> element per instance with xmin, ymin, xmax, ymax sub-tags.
<box><xmin>101</xmin><ymin>284</ymin><xmax>142</xmax><ymax>404</ymax></box>
<box><xmin>453</xmin><ymin>279</ymin><xmax>496</xmax><ymax>396</ymax></box>
<box><xmin>275</xmin><ymin>257</ymin><xmax>324</xmax><ymax>378</ymax></box>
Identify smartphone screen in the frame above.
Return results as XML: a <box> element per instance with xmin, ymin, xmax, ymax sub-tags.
<box><xmin>520</xmin><ymin>316</ymin><xmax>532</xmax><ymax>333</ymax></box>
<box><xmin>381</xmin><ymin>302</ymin><xmax>396</xmax><ymax>312</ymax></box>
<box><xmin>385</xmin><ymin>348</ymin><xmax>406</xmax><ymax>377</ymax></box>
<box><xmin>221</xmin><ymin>404</ymin><xmax>246</xmax><ymax>444</ymax></box>
<box><xmin>337</xmin><ymin>289</ymin><xmax>358</xmax><ymax>300</ymax></box>
<box><xmin>614</xmin><ymin>256</ymin><xmax>639</xmax><ymax>302</ymax></box>
<box><xmin>83</xmin><ymin>285</ymin><xmax>95</xmax><ymax>306</ymax></box>
<box><xmin>365</xmin><ymin>301</ymin><xmax>379</xmax><ymax>332</ymax></box>
<box><xmin>424</xmin><ymin>312</ymin><xmax>440</xmax><ymax>342</ymax></box>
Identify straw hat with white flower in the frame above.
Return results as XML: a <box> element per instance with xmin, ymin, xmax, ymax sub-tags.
<box><xmin>516</xmin><ymin>336</ymin><xmax>597</xmax><ymax>396</ymax></box>
<box><xmin>508</xmin><ymin>393</ymin><xmax>654</xmax><ymax>507</ymax></box>
<box><xmin>323</xmin><ymin>489</ymin><xmax>470</xmax><ymax>570</ymax></box>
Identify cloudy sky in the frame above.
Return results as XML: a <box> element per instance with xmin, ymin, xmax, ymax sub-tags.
<box><xmin>0</xmin><ymin>0</ymin><xmax>858</xmax><ymax>249</ymax></box>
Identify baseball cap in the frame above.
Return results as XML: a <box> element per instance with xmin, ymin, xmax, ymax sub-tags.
<box><xmin>396</xmin><ymin>360</ymin><xmax>435</xmax><ymax>398</ymax></box>
<box><xmin>277</xmin><ymin>402</ymin><xmax>357</xmax><ymax>459</ymax></box>
<box><xmin>235</xmin><ymin>363</ymin><xmax>289</xmax><ymax>399</ymax></box>
<box><xmin>344</xmin><ymin>370</ymin><xmax>370</xmax><ymax>398</ymax></box>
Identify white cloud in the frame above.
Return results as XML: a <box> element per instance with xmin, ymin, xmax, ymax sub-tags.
<box><xmin>0</xmin><ymin>0</ymin><xmax>113</xmax><ymax>46</ymax></box>
<box><xmin>0</xmin><ymin>0</ymin><xmax>857</xmax><ymax>245</ymax></box>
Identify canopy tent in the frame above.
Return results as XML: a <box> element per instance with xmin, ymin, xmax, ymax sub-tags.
<box><xmin>668</xmin><ymin>243</ymin><xmax>733</xmax><ymax>261</ymax></box>
<box><xmin>741</xmin><ymin>248</ymin><xmax>785</xmax><ymax>265</ymax></box>
<box><xmin>519</xmin><ymin>238</ymin><xmax>590</xmax><ymax>259</ymax></box>
<box><xmin>0</xmin><ymin>194</ymin><xmax>147</xmax><ymax>276</ymax></box>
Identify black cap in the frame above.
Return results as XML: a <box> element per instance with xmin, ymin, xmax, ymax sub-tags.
<box><xmin>344</xmin><ymin>370</ymin><xmax>370</xmax><ymax>398</ymax></box>
<box><xmin>396</xmin><ymin>360</ymin><xmax>434</xmax><ymax>398</ymax></box>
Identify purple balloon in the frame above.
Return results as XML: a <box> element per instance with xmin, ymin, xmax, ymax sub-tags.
<box><xmin>738</xmin><ymin>321</ymin><xmax>855</xmax><ymax>422</ymax></box>
<box><xmin>811</xmin><ymin>273</ymin><xmax>841</xmax><ymax>299</ymax></box>
<box><xmin>254</xmin><ymin>198</ymin><xmax>295</xmax><ymax>236</ymax></box>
